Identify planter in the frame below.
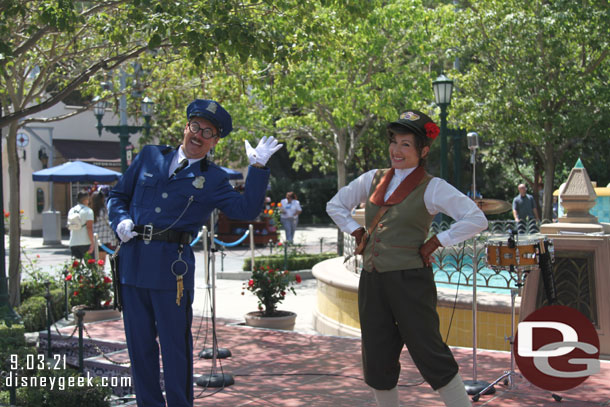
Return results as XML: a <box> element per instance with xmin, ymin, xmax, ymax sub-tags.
<box><xmin>244</xmin><ymin>310</ymin><xmax>297</xmax><ymax>331</ymax></box>
<box><xmin>72</xmin><ymin>306</ymin><xmax>122</xmax><ymax>323</ymax></box>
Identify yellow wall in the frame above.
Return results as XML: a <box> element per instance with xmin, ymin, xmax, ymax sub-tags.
<box><xmin>316</xmin><ymin>280</ymin><xmax>519</xmax><ymax>352</ymax></box>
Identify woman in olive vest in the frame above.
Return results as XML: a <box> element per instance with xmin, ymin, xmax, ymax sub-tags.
<box><xmin>327</xmin><ymin>110</ymin><xmax>487</xmax><ymax>407</ymax></box>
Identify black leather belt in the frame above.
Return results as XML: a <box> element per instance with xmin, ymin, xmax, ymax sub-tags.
<box><xmin>133</xmin><ymin>225</ymin><xmax>192</xmax><ymax>245</ymax></box>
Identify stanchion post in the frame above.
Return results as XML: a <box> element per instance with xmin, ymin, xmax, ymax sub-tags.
<box><xmin>76</xmin><ymin>308</ymin><xmax>85</xmax><ymax>373</ymax></box>
<box><xmin>63</xmin><ymin>266</ymin><xmax>69</xmax><ymax>320</ymax></box>
<box><xmin>44</xmin><ymin>281</ymin><xmax>52</xmax><ymax>358</ymax></box>
<box><xmin>249</xmin><ymin>224</ymin><xmax>255</xmax><ymax>272</ymax></box>
<box><xmin>284</xmin><ymin>243</ymin><xmax>288</xmax><ymax>271</ymax></box>
<box><xmin>320</xmin><ymin>237</ymin><xmax>323</xmax><ymax>253</ymax></box>
<box><xmin>93</xmin><ymin>232</ymin><xmax>100</xmax><ymax>260</ymax></box>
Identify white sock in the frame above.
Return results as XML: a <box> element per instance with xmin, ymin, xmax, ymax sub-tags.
<box><xmin>437</xmin><ymin>373</ymin><xmax>472</xmax><ymax>407</ymax></box>
<box><xmin>372</xmin><ymin>386</ymin><xmax>399</xmax><ymax>407</ymax></box>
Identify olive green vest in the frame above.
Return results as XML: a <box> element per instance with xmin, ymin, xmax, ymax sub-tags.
<box><xmin>363</xmin><ymin>169</ymin><xmax>433</xmax><ymax>272</ymax></box>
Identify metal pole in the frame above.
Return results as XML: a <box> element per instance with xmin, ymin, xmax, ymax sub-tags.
<box><xmin>249</xmin><ymin>224</ymin><xmax>255</xmax><ymax>272</ymax></box>
<box><xmin>452</xmin><ymin>129</ymin><xmax>463</xmax><ymax>190</ymax></box>
<box><xmin>76</xmin><ymin>308</ymin><xmax>85</xmax><ymax>373</ymax></box>
<box><xmin>63</xmin><ymin>267</ymin><xmax>69</xmax><ymax>320</ymax></box>
<box><xmin>472</xmin><ymin>150</ymin><xmax>478</xmax><ymax>382</ymax></box>
<box><xmin>119</xmin><ymin>70</ymin><xmax>129</xmax><ymax>173</ymax></box>
<box><xmin>439</xmin><ymin>104</ymin><xmax>448</xmax><ymax>182</ymax></box>
<box><xmin>45</xmin><ymin>281</ymin><xmax>52</xmax><ymax>358</ymax></box>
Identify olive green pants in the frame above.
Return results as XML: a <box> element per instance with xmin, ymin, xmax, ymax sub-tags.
<box><xmin>358</xmin><ymin>267</ymin><xmax>459</xmax><ymax>390</ymax></box>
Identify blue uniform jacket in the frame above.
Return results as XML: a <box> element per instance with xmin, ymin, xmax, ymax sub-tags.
<box><xmin>107</xmin><ymin>145</ymin><xmax>269</xmax><ymax>290</ymax></box>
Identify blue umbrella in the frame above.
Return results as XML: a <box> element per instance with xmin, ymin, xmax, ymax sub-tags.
<box><xmin>32</xmin><ymin>160</ymin><xmax>122</xmax><ymax>182</ymax></box>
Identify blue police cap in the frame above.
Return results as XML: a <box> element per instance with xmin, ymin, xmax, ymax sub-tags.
<box><xmin>186</xmin><ymin>99</ymin><xmax>233</xmax><ymax>138</ymax></box>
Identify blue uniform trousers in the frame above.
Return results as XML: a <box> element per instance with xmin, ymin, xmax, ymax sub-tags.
<box><xmin>121</xmin><ymin>284</ymin><xmax>194</xmax><ymax>407</ymax></box>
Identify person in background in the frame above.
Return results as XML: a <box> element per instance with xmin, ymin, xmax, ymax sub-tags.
<box><xmin>512</xmin><ymin>183</ymin><xmax>539</xmax><ymax>233</ymax></box>
<box><xmin>280</xmin><ymin>191</ymin><xmax>302</xmax><ymax>243</ymax></box>
<box><xmin>90</xmin><ymin>190</ymin><xmax>117</xmax><ymax>264</ymax></box>
<box><xmin>67</xmin><ymin>190</ymin><xmax>95</xmax><ymax>259</ymax></box>
<box><xmin>107</xmin><ymin>99</ymin><xmax>282</xmax><ymax>407</ymax></box>
<box><xmin>327</xmin><ymin>110</ymin><xmax>487</xmax><ymax>407</ymax></box>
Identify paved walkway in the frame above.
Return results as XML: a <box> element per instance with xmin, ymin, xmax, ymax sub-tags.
<box><xmin>7</xmin><ymin>224</ymin><xmax>340</xmax><ymax>333</ymax></box>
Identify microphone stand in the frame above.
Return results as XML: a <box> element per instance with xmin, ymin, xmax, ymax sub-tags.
<box><xmin>196</xmin><ymin>211</ymin><xmax>234</xmax><ymax>388</ymax></box>
<box><xmin>463</xmin><ymin>133</ymin><xmax>494</xmax><ymax>396</ymax></box>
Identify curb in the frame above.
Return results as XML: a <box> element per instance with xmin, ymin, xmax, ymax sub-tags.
<box><xmin>216</xmin><ymin>270</ymin><xmax>314</xmax><ymax>281</ymax></box>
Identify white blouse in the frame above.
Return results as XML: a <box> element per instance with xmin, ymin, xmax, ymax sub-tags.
<box><xmin>326</xmin><ymin>167</ymin><xmax>488</xmax><ymax>247</ymax></box>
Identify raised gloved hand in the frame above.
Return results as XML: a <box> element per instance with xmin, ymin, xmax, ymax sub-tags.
<box><xmin>244</xmin><ymin>136</ymin><xmax>283</xmax><ymax>166</ymax></box>
<box><xmin>116</xmin><ymin>219</ymin><xmax>137</xmax><ymax>243</ymax></box>
<box><xmin>419</xmin><ymin>235</ymin><xmax>442</xmax><ymax>267</ymax></box>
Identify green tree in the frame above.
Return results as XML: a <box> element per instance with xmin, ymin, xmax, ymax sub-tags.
<box><xmin>448</xmin><ymin>0</ymin><xmax>610</xmax><ymax>220</ymax></box>
<box><xmin>250</xmin><ymin>0</ymin><xmax>447</xmax><ymax>190</ymax></box>
<box><xmin>0</xmin><ymin>0</ymin><xmax>301</xmax><ymax>306</ymax></box>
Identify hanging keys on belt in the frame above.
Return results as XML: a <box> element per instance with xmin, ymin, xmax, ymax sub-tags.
<box><xmin>171</xmin><ymin>246</ymin><xmax>188</xmax><ymax>307</ymax></box>
<box><xmin>176</xmin><ymin>275</ymin><xmax>184</xmax><ymax>306</ymax></box>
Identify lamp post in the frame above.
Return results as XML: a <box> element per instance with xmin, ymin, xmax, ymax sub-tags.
<box><xmin>93</xmin><ymin>72</ymin><xmax>153</xmax><ymax>173</ymax></box>
<box><xmin>432</xmin><ymin>74</ymin><xmax>454</xmax><ymax>182</ymax></box>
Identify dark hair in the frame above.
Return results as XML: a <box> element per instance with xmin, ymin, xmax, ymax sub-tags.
<box><xmin>90</xmin><ymin>190</ymin><xmax>106</xmax><ymax>222</ymax></box>
<box><xmin>77</xmin><ymin>190</ymin><xmax>89</xmax><ymax>204</ymax></box>
<box><xmin>386</xmin><ymin>124</ymin><xmax>430</xmax><ymax>168</ymax></box>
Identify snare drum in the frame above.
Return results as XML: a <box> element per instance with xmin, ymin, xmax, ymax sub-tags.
<box><xmin>485</xmin><ymin>234</ymin><xmax>544</xmax><ymax>270</ymax></box>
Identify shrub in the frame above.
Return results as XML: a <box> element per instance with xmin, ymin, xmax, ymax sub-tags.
<box><xmin>0</xmin><ymin>322</ymin><xmax>26</xmax><ymax>350</ymax></box>
<box><xmin>16</xmin><ymin>289</ymin><xmax>64</xmax><ymax>333</ymax></box>
<box><xmin>243</xmin><ymin>266</ymin><xmax>302</xmax><ymax>316</ymax></box>
<box><xmin>243</xmin><ymin>252</ymin><xmax>336</xmax><ymax>271</ymax></box>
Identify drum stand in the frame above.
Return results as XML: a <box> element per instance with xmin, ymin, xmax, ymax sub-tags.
<box><xmin>472</xmin><ymin>265</ymin><xmax>524</xmax><ymax>402</ymax></box>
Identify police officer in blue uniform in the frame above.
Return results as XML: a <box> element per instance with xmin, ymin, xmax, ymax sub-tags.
<box><xmin>107</xmin><ymin>99</ymin><xmax>282</xmax><ymax>407</ymax></box>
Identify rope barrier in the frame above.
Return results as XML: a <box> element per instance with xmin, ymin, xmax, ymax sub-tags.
<box><xmin>214</xmin><ymin>229</ymin><xmax>250</xmax><ymax>247</ymax></box>
<box><xmin>99</xmin><ymin>228</ymin><xmax>251</xmax><ymax>255</ymax></box>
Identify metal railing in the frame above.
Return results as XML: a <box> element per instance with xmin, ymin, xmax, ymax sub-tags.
<box><xmin>343</xmin><ymin>219</ymin><xmax>548</xmax><ymax>293</ymax></box>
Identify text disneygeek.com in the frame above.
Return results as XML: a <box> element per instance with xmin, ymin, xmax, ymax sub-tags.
<box><xmin>3</xmin><ymin>372</ymin><xmax>132</xmax><ymax>391</ymax></box>
<box><xmin>5</xmin><ymin>353</ymin><xmax>131</xmax><ymax>390</ymax></box>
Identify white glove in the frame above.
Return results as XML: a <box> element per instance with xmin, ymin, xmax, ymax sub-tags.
<box><xmin>244</xmin><ymin>136</ymin><xmax>283</xmax><ymax>166</ymax></box>
<box><xmin>116</xmin><ymin>219</ymin><xmax>137</xmax><ymax>243</ymax></box>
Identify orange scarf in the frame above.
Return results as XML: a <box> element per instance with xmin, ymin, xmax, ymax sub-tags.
<box><xmin>369</xmin><ymin>166</ymin><xmax>426</xmax><ymax>206</ymax></box>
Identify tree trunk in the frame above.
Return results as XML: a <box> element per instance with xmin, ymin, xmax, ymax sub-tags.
<box><xmin>7</xmin><ymin>122</ymin><xmax>22</xmax><ymax>307</ymax></box>
<box><xmin>541</xmin><ymin>141</ymin><xmax>556</xmax><ymax>222</ymax></box>
<box><xmin>335</xmin><ymin>131</ymin><xmax>347</xmax><ymax>256</ymax></box>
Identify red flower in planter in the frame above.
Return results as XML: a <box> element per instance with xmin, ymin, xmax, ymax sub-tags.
<box><xmin>244</xmin><ymin>265</ymin><xmax>302</xmax><ymax>316</ymax></box>
<box><xmin>65</xmin><ymin>254</ymin><xmax>114</xmax><ymax>310</ymax></box>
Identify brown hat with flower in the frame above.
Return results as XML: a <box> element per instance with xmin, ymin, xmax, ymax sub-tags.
<box><xmin>387</xmin><ymin>110</ymin><xmax>440</xmax><ymax>143</ymax></box>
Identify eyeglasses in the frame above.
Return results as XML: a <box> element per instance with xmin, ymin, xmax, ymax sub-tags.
<box><xmin>188</xmin><ymin>121</ymin><xmax>217</xmax><ymax>139</ymax></box>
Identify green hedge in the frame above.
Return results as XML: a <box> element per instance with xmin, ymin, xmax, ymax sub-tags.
<box><xmin>21</xmin><ymin>279</ymin><xmax>61</xmax><ymax>303</ymax></box>
<box><xmin>0</xmin><ymin>322</ymin><xmax>26</xmax><ymax>351</ymax></box>
<box><xmin>17</xmin><ymin>289</ymin><xmax>65</xmax><ymax>333</ymax></box>
<box><xmin>243</xmin><ymin>252</ymin><xmax>337</xmax><ymax>271</ymax></box>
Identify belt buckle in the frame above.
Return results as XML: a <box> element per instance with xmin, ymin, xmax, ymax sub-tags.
<box><xmin>142</xmin><ymin>224</ymin><xmax>153</xmax><ymax>242</ymax></box>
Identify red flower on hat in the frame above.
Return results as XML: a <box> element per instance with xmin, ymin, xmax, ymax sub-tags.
<box><xmin>424</xmin><ymin>122</ymin><xmax>440</xmax><ymax>140</ymax></box>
